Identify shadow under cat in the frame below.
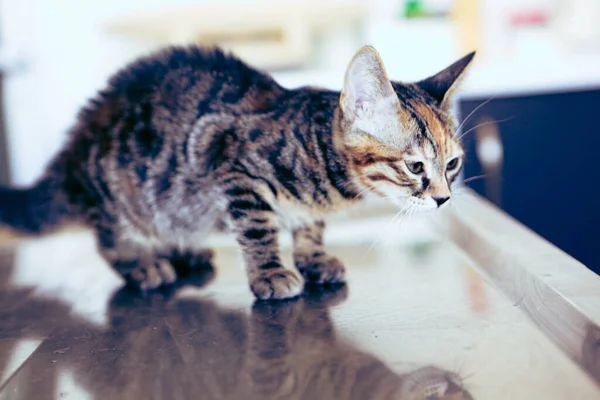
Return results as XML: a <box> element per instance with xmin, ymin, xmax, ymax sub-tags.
<box><xmin>0</xmin><ymin>249</ymin><xmax>473</xmax><ymax>400</ymax></box>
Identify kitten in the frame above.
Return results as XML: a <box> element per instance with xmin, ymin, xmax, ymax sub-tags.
<box><xmin>0</xmin><ymin>45</ymin><xmax>473</xmax><ymax>300</ymax></box>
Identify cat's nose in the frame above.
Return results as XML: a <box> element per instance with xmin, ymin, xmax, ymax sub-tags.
<box><xmin>434</xmin><ymin>196</ymin><xmax>450</xmax><ymax>207</ymax></box>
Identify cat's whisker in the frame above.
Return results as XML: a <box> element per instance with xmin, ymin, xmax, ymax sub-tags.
<box><xmin>365</xmin><ymin>207</ymin><xmax>405</xmax><ymax>256</ymax></box>
<box><xmin>389</xmin><ymin>207</ymin><xmax>408</xmax><ymax>226</ymax></box>
<box><xmin>384</xmin><ymin>209</ymin><xmax>406</xmax><ymax>252</ymax></box>
<box><xmin>455</xmin><ymin>95</ymin><xmax>495</xmax><ymax>135</ymax></box>
<box><xmin>451</xmin><ymin>187</ymin><xmax>485</xmax><ymax>206</ymax></box>
<box><xmin>450</xmin><ymin>183</ymin><xmax>472</xmax><ymax>194</ymax></box>
<box><xmin>456</xmin><ymin>116</ymin><xmax>514</xmax><ymax>141</ymax></box>
<box><xmin>451</xmin><ymin>355</ymin><xmax>470</xmax><ymax>381</ymax></box>
<box><xmin>449</xmin><ymin>198</ymin><xmax>477</xmax><ymax>216</ymax></box>
<box><xmin>365</xmin><ymin>232</ymin><xmax>384</xmax><ymax>257</ymax></box>
<box><xmin>392</xmin><ymin>204</ymin><xmax>413</xmax><ymax>232</ymax></box>
<box><xmin>445</xmin><ymin>190</ymin><xmax>484</xmax><ymax>248</ymax></box>
<box><xmin>363</xmin><ymin>202</ymin><xmax>413</xmax><ymax>259</ymax></box>
<box><xmin>461</xmin><ymin>174</ymin><xmax>488</xmax><ymax>184</ymax></box>
<box><xmin>459</xmin><ymin>370</ymin><xmax>477</xmax><ymax>382</ymax></box>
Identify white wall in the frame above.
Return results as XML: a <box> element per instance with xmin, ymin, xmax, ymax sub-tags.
<box><xmin>4</xmin><ymin>0</ymin><xmax>600</xmax><ymax>186</ymax></box>
<box><xmin>0</xmin><ymin>0</ymin><xmax>202</xmax><ymax>185</ymax></box>
<box><xmin>0</xmin><ymin>0</ymin><xmax>447</xmax><ymax>186</ymax></box>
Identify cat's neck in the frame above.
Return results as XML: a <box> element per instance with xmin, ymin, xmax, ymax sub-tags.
<box><xmin>293</xmin><ymin>88</ymin><xmax>362</xmax><ymax>202</ymax></box>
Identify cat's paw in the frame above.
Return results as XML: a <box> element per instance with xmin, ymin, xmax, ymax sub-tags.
<box><xmin>296</xmin><ymin>254</ymin><xmax>346</xmax><ymax>284</ymax></box>
<box><xmin>189</xmin><ymin>248</ymin><xmax>215</xmax><ymax>269</ymax></box>
<box><xmin>171</xmin><ymin>248</ymin><xmax>215</xmax><ymax>274</ymax></box>
<box><xmin>127</xmin><ymin>260</ymin><xmax>177</xmax><ymax>291</ymax></box>
<box><xmin>250</xmin><ymin>268</ymin><xmax>304</xmax><ymax>300</ymax></box>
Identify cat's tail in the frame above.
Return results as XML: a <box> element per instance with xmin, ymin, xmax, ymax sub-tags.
<box><xmin>0</xmin><ymin>177</ymin><xmax>71</xmax><ymax>237</ymax></box>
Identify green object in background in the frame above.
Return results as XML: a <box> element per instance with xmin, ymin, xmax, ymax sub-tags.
<box><xmin>406</xmin><ymin>240</ymin><xmax>439</xmax><ymax>266</ymax></box>
<box><xmin>409</xmin><ymin>240</ymin><xmax>434</xmax><ymax>256</ymax></box>
<box><xmin>404</xmin><ymin>0</ymin><xmax>425</xmax><ymax>19</ymax></box>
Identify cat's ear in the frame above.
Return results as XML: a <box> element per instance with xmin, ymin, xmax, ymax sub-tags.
<box><xmin>416</xmin><ymin>51</ymin><xmax>476</xmax><ymax>112</ymax></box>
<box><xmin>340</xmin><ymin>46</ymin><xmax>400</xmax><ymax>142</ymax></box>
<box><xmin>341</xmin><ymin>46</ymin><xmax>397</xmax><ymax>116</ymax></box>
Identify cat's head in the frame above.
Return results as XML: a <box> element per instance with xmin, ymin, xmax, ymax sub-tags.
<box><xmin>339</xmin><ymin>46</ymin><xmax>475</xmax><ymax>213</ymax></box>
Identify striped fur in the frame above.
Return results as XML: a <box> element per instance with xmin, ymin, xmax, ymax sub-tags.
<box><xmin>0</xmin><ymin>45</ymin><xmax>474</xmax><ymax>299</ymax></box>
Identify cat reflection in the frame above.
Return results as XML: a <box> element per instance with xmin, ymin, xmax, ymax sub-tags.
<box><xmin>0</xmin><ymin>263</ymin><xmax>473</xmax><ymax>400</ymax></box>
<box><xmin>70</xmin><ymin>280</ymin><xmax>473</xmax><ymax>399</ymax></box>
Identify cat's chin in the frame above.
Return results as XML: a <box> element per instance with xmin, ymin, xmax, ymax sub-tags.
<box><xmin>389</xmin><ymin>197</ymin><xmax>438</xmax><ymax>215</ymax></box>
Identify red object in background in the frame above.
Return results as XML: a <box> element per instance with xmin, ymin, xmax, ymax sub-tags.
<box><xmin>463</xmin><ymin>263</ymin><xmax>489</xmax><ymax>316</ymax></box>
<box><xmin>510</xmin><ymin>10</ymin><xmax>548</xmax><ymax>27</ymax></box>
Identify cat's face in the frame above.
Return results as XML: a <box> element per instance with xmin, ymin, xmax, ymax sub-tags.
<box><xmin>340</xmin><ymin>47</ymin><xmax>474</xmax><ymax>213</ymax></box>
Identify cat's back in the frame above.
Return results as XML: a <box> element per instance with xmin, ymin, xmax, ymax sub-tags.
<box><xmin>55</xmin><ymin>45</ymin><xmax>289</xmax><ymax>179</ymax></box>
<box><xmin>85</xmin><ymin>46</ymin><xmax>287</xmax><ymax>128</ymax></box>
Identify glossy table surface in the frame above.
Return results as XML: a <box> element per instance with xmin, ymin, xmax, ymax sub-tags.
<box><xmin>0</xmin><ymin>193</ymin><xmax>598</xmax><ymax>400</ymax></box>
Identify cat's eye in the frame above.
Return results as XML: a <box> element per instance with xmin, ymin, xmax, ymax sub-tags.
<box><xmin>407</xmin><ymin>162</ymin><xmax>424</xmax><ymax>174</ymax></box>
<box><xmin>446</xmin><ymin>158</ymin><xmax>459</xmax><ymax>171</ymax></box>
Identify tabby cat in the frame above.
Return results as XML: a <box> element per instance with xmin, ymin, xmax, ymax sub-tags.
<box><xmin>0</xmin><ymin>45</ymin><xmax>474</xmax><ymax>300</ymax></box>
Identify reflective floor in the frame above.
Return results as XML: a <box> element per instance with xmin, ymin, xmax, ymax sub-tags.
<box><xmin>0</xmin><ymin>204</ymin><xmax>599</xmax><ymax>399</ymax></box>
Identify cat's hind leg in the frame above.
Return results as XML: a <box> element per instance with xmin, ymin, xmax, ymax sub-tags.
<box><xmin>170</xmin><ymin>248</ymin><xmax>215</xmax><ymax>276</ymax></box>
<box><xmin>96</xmin><ymin>225</ymin><xmax>178</xmax><ymax>291</ymax></box>
<box><xmin>125</xmin><ymin>258</ymin><xmax>177</xmax><ymax>290</ymax></box>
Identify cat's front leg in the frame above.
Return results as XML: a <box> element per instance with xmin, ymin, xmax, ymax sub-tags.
<box><xmin>226</xmin><ymin>187</ymin><xmax>304</xmax><ymax>300</ymax></box>
<box><xmin>293</xmin><ymin>220</ymin><xmax>346</xmax><ymax>284</ymax></box>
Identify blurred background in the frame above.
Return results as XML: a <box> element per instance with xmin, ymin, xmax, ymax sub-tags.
<box><xmin>0</xmin><ymin>0</ymin><xmax>598</xmax><ymax>273</ymax></box>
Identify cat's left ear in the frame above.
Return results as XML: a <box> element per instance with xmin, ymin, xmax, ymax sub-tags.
<box><xmin>340</xmin><ymin>46</ymin><xmax>397</xmax><ymax>120</ymax></box>
<box><xmin>340</xmin><ymin>46</ymin><xmax>404</xmax><ymax>145</ymax></box>
<box><xmin>417</xmin><ymin>51</ymin><xmax>476</xmax><ymax>112</ymax></box>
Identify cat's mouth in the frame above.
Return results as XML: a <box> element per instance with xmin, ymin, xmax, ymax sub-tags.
<box><xmin>391</xmin><ymin>196</ymin><xmax>441</xmax><ymax>214</ymax></box>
